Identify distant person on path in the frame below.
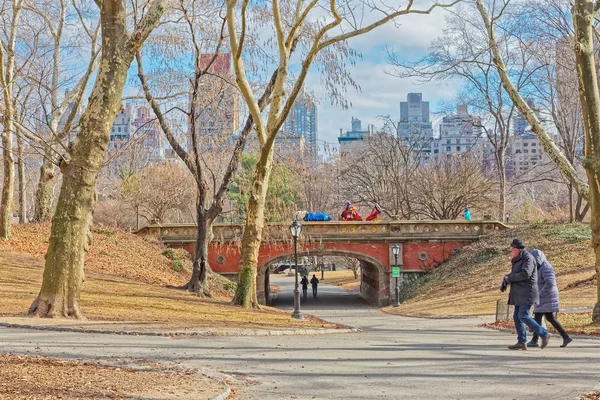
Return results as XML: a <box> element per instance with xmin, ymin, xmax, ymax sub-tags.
<box><xmin>464</xmin><ymin>208</ymin><xmax>471</xmax><ymax>221</ymax></box>
<box><xmin>527</xmin><ymin>249</ymin><xmax>572</xmax><ymax>348</ymax></box>
<box><xmin>310</xmin><ymin>274</ymin><xmax>319</xmax><ymax>298</ymax></box>
<box><xmin>501</xmin><ymin>239</ymin><xmax>550</xmax><ymax>350</ymax></box>
<box><xmin>300</xmin><ymin>276</ymin><xmax>309</xmax><ymax>298</ymax></box>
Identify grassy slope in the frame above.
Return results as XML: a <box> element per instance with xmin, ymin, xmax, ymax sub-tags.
<box><xmin>0</xmin><ymin>224</ymin><xmax>328</xmax><ymax>330</ymax></box>
<box><xmin>390</xmin><ymin>223</ymin><xmax>597</xmax><ymax>318</ymax></box>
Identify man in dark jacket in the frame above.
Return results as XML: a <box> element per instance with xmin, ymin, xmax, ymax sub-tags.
<box><xmin>502</xmin><ymin>239</ymin><xmax>550</xmax><ymax>350</ymax></box>
<box><xmin>310</xmin><ymin>274</ymin><xmax>319</xmax><ymax>298</ymax></box>
<box><xmin>300</xmin><ymin>276</ymin><xmax>309</xmax><ymax>298</ymax></box>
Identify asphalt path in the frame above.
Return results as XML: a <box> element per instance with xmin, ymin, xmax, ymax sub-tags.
<box><xmin>1</xmin><ymin>275</ymin><xmax>599</xmax><ymax>399</ymax></box>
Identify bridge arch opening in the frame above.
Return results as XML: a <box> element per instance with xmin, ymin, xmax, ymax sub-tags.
<box><xmin>257</xmin><ymin>250</ymin><xmax>389</xmax><ymax>308</ymax></box>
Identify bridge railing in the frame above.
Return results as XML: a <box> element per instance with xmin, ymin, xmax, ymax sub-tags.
<box><xmin>136</xmin><ymin>220</ymin><xmax>508</xmax><ymax>244</ymax></box>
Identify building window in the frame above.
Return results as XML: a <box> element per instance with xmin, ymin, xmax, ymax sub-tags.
<box><xmin>118</xmin><ymin>127</ymin><xmax>121</xmax><ymax>132</ymax></box>
<box><xmin>516</xmin><ymin>149</ymin><xmax>521</xmax><ymax>154</ymax></box>
<box><xmin>523</xmin><ymin>143</ymin><xmax>529</xmax><ymax>147</ymax></box>
<box><xmin>532</xmin><ymin>149</ymin><xmax>536</xmax><ymax>153</ymax></box>
<box><xmin>446</xmin><ymin>139</ymin><xmax>451</xmax><ymax>144</ymax></box>
<box><xmin>456</xmin><ymin>146</ymin><xmax>461</xmax><ymax>151</ymax></box>
<box><xmin>531</xmin><ymin>143</ymin><xmax>536</xmax><ymax>146</ymax></box>
<box><xmin>434</xmin><ymin>149</ymin><xmax>439</xmax><ymax>154</ymax></box>
<box><xmin>524</xmin><ymin>149</ymin><xmax>529</xmax><ymax>153</ymax></box>
<box><xmin>446</xmin><ymin>146</ymin><xmax>451</xmax><ymax>152</ymax></box>
<box><xmin>516</xmin><ymin>142</ymin><xmax>521</xmax><ymax>146</ymax></box>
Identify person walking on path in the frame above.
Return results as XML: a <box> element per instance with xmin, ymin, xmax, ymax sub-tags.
<box><xmin>310</xmin><ymin>274</ymin><xmax>319</xmax><ymax>298</ymax></box>
<box><xmin>501</xmin><ymin>239</ymin><xmax>550</xmax><ymax>350</ymax></box>
<box><xmin>464</xmin><ymin>208</ymin><xmax>471</xmax><ymax>221</ymax></box>
<box><xmin>527</xmin><ymin>249</ymin><xmax>573</xmax><ymax>348</ymax></box>
<box><xmin>300</xmin><ymin>276</ymin><xmax>309</xmax><ymax>299</ymax></box>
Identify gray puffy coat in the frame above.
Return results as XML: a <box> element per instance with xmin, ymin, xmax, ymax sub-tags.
<box><xmin>507</xmin><ymin>250</ymin><xmax>539</xmax><ymax>306</ymax></box>
<box><xmin>530</xmin><ymin>249</ymin><xmax>560</xmax><ymax>313</ymax></box>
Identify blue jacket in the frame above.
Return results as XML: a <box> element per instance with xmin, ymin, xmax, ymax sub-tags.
<box><xmin>464</xmin><ymin>210</ymin><xmax>471</xmax><ymax>220</ymax></box>
<box><xmin>530</xmin><ymin>249</ymin><xmax>560</xmax><ymax>313</ymax></box>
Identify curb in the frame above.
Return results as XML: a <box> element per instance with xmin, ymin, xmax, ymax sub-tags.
<box><xmin>381</xmin><ymin>309</ymin><xmax>494</xmax><ymax>320</ymax></box>
<box><xmin>212</xmin><ymin>381</ymin><xmax>231</xmax><ymax>400</ymax></box>
<box><xmin>481</xmin><ymin>323</ymin><xmax>600</xmax><ymax>341</ymax></box>
<box><xmin>0</xmin><ymin>322</ymin><xmax>361</xmax><ymax>337</ymax></box>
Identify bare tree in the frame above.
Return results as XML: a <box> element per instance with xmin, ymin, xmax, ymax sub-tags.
<box><xmin>387</xmin><ymin>6</ymin><xmax>532</xmax><ymax>219</ymax></box>
<box><xmin>474</xmin><ymin>0</ymin><xmax>598</xmax><ymax>322</ymax></box>
<box><xmin>412</xmin><ymin>154</ymin><xmax>495</xmax><ymax>219</ymax></box>
<box><xmin>227</xmin><ymin>0</ymin><xmax>460</xmax><ymax>308</ymax></box>
<box><xmin>340</xmin><ymin>133</ymin><xmax>422</xmax><ymax>219</ymax></box>
<box><xmin>121</xmin><ymin>162</ymin><xmax>196</xmax><ymax>225</ymax></box>
<box><xmin>28</xmin><ymin>0</ymin><xmax>168</xmax><ymax>318</ymax></box>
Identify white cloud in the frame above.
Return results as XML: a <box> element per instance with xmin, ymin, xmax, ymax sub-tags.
<box><xmin>304</xmin><ymin>7</ymin><xmax>460</xmax><ymax>149</ymax></box>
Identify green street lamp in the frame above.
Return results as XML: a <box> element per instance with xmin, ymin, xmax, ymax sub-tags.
<box><xmin>392</xmin><ymin>244</ymin><xmax>401</xmax><ymax>307</ymax></box>
<box><xmin>290</xmin><ymin>219</ymin><xmax>304</xmax><ymax>320</ymax></box>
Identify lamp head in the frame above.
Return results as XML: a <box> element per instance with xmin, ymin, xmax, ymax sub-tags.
<box><xmin>392</xmin><ymin>244</ymin><xmax>400</xmax><ymax>256</ymax></box>
<box><xmin>290</xmin><ymin>219</ymin><xmax>302</xmax><ymax>238</ymax></box>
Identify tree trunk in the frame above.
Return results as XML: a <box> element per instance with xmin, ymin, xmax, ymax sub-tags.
<box><xmin>572</xmin><ymin>0</ymin><xmax>600</xmax><ymax>324</ymax></box>
<box><xmin>16</xmin><ymin>133</ymin><xmax>25</xmax><ymax>223</ymax></box>
<box><xmin>179</xmin><ymin>206</ymin><xmax>214</xmax><ymax>296</ymax></box>
<box><xmin>0</xmin><ymin>114</ymin><xmax>14</xmax><ymax>239</ymax></box>
<box><xmin>575</xmin><ymin>194</ymin><xmax>590</xmax><ymax>222</ymax></box>
<box><xmin>496</xmin><ymin>150</ymin><xmax>506</xmax><ymax>220</ymax></box>
<box><xmin>233</xmin><ymin>144</ymin><xmax>275</xmax><ymax>308</ymax></box>
<box><xmin>569</xmin><ymin>183</ymin><xmax>574</xmax><ymax>223</ymax></box>
<box><xmin>33</xmin><ymin>153</ymin><xmax>55</xmax><ymax>222</ymax></box>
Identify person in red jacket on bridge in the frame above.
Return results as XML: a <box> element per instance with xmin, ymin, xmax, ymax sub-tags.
<box><xmin>340</xmin><ymin>202</ymin><xmax>362</xmax><ymax>221</ymax></box>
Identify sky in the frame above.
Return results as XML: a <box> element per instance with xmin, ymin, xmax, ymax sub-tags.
<box><xmin>307</xmin><ymin>7</ymin><xmax>461</xmax><ymax>150</ymax></box>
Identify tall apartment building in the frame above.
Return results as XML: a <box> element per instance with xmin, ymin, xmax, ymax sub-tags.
<box><xmin>506</xmin><ymin>133</ymin><xmax>551</xmax><ymax>176</ymax></box>
<box><xmin>435</xmin><ymin>104</ymin><xmax>484</xmax><ymax>159</ymax></box>
<box><xmin>397</xmin><ymin>93</ymin><xmax>433</xmax><ymax>140</ymax></box>
<box><xmin>110</xmin><ymin>105</ymin><xmax>134</xmax><ymax>147</ymax></box>
<box><xmin>513</xmin><ymin>98</ymin><xmax>541</xmax><ymax>136</ymax></box>
<box><xmin>191</xmin><ymin>53</ymin><xmax>239</xmax><ymax>149</ymax></box>
<box><xmin>283</xmin><ymin>96</ymin><xmax>318</xmax><ymax>159</ymax></box>
<box><xmin>337</xmin><ymin>117</ymin><xmax>371</xmax><ymax>155</ymax></box>
<box><xmin>134</xmin><ymin>106</ymin><xmax>164</xmax><ymax>161</ymax></box>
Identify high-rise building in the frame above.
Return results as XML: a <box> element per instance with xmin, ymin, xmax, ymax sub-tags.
<box><xmin>283</xmin><ymin>96</ymin><xmax>318</xmax><ymax>159</ymax></box>
<box><xmin>513</xmin><ymin>97</ymin><xmax>541</xmax><ymax>135</ymax></box>
<box><xmin>110</xmin><ymin>105</ymin><xmax>134</xmax><ymax>146</ymax></box>
<box><xmin>338</xmin><ymin>117</ymin><xmax>371</xmax><ymax>154</ymax></box>
<box><xmin>134</xmin><ymin>106</ymin><xmax>164</xmax><ymax>161</ymax></box>
<box><xmin>191</xmin><ymin>53</ymin><xmax>239</xmax><ymax>149</ymax></box>
<box><xmin>397</xmin><ymin>93</ymin><xmax>433</xmax><ymax>140</ymax></box>
<box><xmin>435</xmin><ymin>104</ymin><xmax>484</xmax><ymax>159</ymax></box>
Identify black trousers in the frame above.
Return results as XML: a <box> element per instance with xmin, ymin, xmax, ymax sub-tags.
<box><xmin>531</xmin><ymin>312</ymin><xmax>569</xmax><ymax>341</ymax></box>
<box><xmin>312</xmin><ymin>286</ymin><xmax>317</xmax><ymax>297</ymax></box>
<box><xmin>302</xmin><ymin>287</ymin><xmax>308</xmax><ymax>297</ymax></box>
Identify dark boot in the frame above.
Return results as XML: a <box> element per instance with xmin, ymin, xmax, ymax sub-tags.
<box><xmin>508</xmin><ymin>343</ymin><xmax>527</xmax><ymax>350</ymax></box>
<box><xmin>527</xmin><ymin>339</ymin><xmax>539</xmax><ymax>348</ymax></box>
<box><xmin>560</xmin><ymin>336</ymin><xmax>573</xmax><ymax>348</ymax></box>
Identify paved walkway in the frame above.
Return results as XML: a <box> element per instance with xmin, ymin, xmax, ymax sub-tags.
<box><xmin>1</xmin><ymin>276</ymin><xmax>599</xmax><ymax>399</ymax></box>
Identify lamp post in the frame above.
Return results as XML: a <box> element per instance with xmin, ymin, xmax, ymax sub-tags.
<box><xmin>290</xmin><ymin>220</ymin><xmax>304</xmax><ymax>320</ymax></box>
<box><xmin>392</xmin><ymin>244</ymin><xmax>400</xmax><ymax>307</ymax></box>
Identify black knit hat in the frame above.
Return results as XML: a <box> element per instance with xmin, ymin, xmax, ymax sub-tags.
<box><xmin>511</xmin><ymin>238</ymin><xmax>525</xmax><ymax>249</ymax></box>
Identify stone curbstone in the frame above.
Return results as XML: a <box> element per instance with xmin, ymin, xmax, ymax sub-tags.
<box><xmin>0</xmin><ymin>322</ymin><xmax>361</xmax><ymax>337</ymax></box>
<box><xmin>212</xmin><ymin>381</ymin><xmax>231</xmax><ymax>400</ymax></box>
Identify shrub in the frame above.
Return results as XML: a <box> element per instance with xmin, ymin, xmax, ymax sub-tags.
<box><xmin>170</xmin><ymin>259</ymin><xmax>184</xmax><ymax>272</ymax></box>
<box><xmin>224</xmin><ymin>281</ymin><xmax>237</xmax><ymax>293</ymax></box>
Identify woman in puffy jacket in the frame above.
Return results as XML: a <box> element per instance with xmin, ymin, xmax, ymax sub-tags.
<box><xmin>527</xmin><ymin>249</ymin><xmax>572</xmax><ymax>348</ymax></box>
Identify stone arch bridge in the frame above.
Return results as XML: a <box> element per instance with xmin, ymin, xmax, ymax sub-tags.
<box><xmin>137</xmin><ymin>220</ymin><xmax>507</xmax><ymax>306</ymax></box>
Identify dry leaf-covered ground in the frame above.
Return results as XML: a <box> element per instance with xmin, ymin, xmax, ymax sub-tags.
<box><xmin>0</xmin><ymin>224</ymin><xmax>331</xmax><ymax>331</ymax></box>
<box><xmin>487</xmin><ymin>312</ymin><xmax>600</xmax><ymax>335</ymax></box>
<box><xmin>386</xmin><ymin>224</ymin><xmax>598</xmax><ymax>325</ymax></box>
<box><xmin>0</xmin><ymin>354</ymin><xmax>225</xmax><ymax>399</ymax></box>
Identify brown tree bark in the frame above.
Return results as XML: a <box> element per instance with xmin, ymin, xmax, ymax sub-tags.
<box><xmin>28</xmin><ymin>0</ymin><xmax>168</xmax><ymax>318</ymax></box>
<box><xmin>572</xmin><ymin>0</ymin><xmax>600</xmax><ymax>323</ymax></box>
<box><xmin>16</xmin><ymin>133</ymin><xmax>26</xmax><ymax>223</ymax></box>
<box><xmin>1</xmin><ymin>115</ymin><xmax>14</xmax><ymax>238</ymax></box>
<box><xmin>33</xmin><ymin>153</ymin><xmax>55</xmax><ymax>222</ymax></box>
